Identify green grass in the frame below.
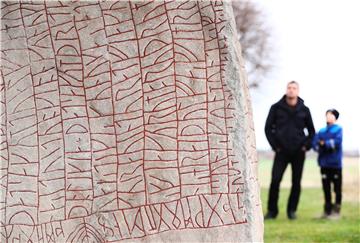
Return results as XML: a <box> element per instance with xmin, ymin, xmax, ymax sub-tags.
<box><xmin>261</xmin><ymin>186</ymin><xmax>360</xmax><ymax>243</ymax></box>
<box><xmin>259</xmin><ymin>157</ymin><xmax>333</xmax><ymax>189</ymax></box>
<box><xmin>259</xmin><ymin>155</ymin><xmax>360</xmax><ymax>242</ymax></box>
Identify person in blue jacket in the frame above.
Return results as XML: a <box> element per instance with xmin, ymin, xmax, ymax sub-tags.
<box><xmin>312</xmin><ymin>109</ymin><xmax>343</xmax><ymax>219</ymax></box>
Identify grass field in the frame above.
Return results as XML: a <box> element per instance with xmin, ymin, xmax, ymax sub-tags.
<box><xmin>258</xmin><ymin>155</ymin><xmax>360</xmax><ymax>242</ymax></box>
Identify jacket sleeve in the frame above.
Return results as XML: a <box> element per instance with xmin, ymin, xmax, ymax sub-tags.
<box><xmin>265</xmin><ymin>105</ymin><xmax>278</xmax><ymax>150</ymax></box>
<box><xmin>312</xmin><ymin>132</ymin><xmax>320</xmax><ymax>152</ymax></box>
<box><xmin>324</xmin><ymin>127</ymin><xmax>342</xmax><ymax>150</ymax></box>
<box><xmin>304</xmin><ymin>108</ymin><xmax>316</xmax><ymax>150</ymax></box>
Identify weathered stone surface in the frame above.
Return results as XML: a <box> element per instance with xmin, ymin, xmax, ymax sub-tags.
<box><xmin>0</xmin><ymin>0</ymin><xmax>263</xmax><ymax>242</ymax></box>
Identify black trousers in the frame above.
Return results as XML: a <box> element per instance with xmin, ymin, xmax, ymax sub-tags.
<box><xmin>267</xmin><ymin>149</ymin><xmax>305</xmax><ymax>216</ymax></box>
<box><xmin>321</xmin><ymin>167</ymin><xmax>342</xmax><ymax>214</ymax></box>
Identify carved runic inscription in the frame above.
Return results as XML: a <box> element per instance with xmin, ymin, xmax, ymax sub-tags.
<box><xmin>0</xmin><ymin>1</ymin><xmax>259</xmax><ymax>242</ymax></box>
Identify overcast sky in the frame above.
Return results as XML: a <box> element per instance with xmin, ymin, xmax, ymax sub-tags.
<box><xmin>246</xmin><ymin>0</ymin><xmax>360</xmax><ymax>151</ymax></box>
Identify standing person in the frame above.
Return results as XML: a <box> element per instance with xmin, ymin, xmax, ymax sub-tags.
<box><xmin>312</xmin><ymin>109</ymin><xmax>343</xmax><ymax>219</ymax></box>
<box><xmin>264</xmin><ymin>81</ymin><xmax>315</xmax><ymax>220</ymax></box>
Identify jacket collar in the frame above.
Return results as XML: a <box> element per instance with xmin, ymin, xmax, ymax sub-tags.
<box><xmin>326</xmin><ymin>123</ymin><xmax>341</xmax><ymax>131</ymax></box>
<box><xmin>278</xmin><ymin>94</ymin><xmax>304</xmax><ymax>111</ymax></box>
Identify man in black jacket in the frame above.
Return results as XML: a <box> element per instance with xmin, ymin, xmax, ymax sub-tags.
<box><xmin>264</xmin><ymin>81</ymin><xmax>315</xmax><ymax>220</ymax></box>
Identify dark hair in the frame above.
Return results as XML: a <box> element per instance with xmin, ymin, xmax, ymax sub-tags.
<box><xmin>326</xmin><ymin>109</ymin><xmax>340</xmax><ymax>120</ymax></box>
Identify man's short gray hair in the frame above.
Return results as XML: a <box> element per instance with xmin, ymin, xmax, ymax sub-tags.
<box><xmin>287</xmin><ymin>80</ymin><xmax>299</xmax><ymax>86</ymax></box>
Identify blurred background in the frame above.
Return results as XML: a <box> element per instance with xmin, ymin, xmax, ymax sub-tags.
<box><xmin>232</xmin><ymin>0</ymin><xmax>360</xmax><ymax>241</ymax></box>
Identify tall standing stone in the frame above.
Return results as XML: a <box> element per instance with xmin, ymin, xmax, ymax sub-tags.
<box><xmin>0</xmin><ymin>1</ymin><xmax>263</xmax><ymax>242</ymax></box>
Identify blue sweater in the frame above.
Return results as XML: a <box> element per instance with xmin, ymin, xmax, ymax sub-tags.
<box><xmin>312</xmin><ymin>124</ymin><xmax>343</xmax><ymax>168</ymax></box>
